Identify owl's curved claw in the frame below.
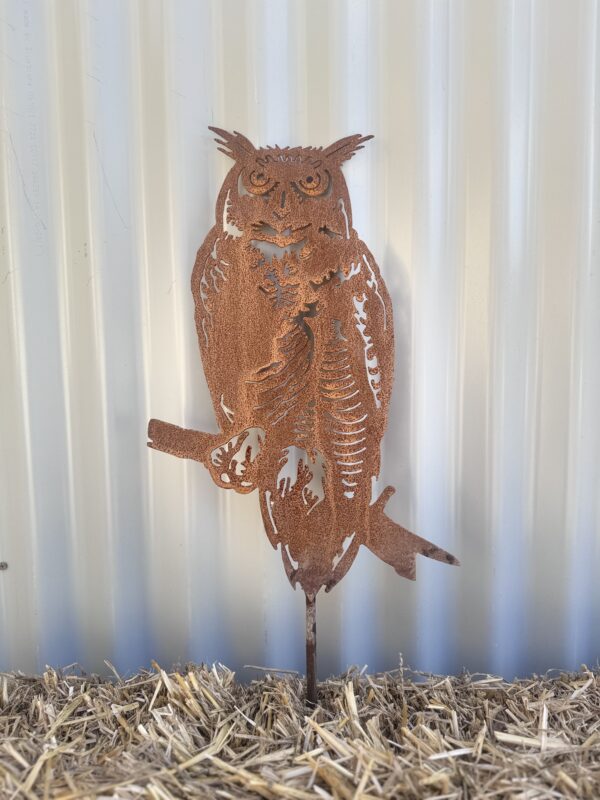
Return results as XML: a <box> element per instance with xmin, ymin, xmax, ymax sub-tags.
<box><xmin>205</xmin><ymin>427</ymin><xmax>265</xmax><ymax>494</ymax></box>
<box><xmin>148</xmin><ymin>420</ymin><xmax>262</xmax><ymax>493</ymax></box>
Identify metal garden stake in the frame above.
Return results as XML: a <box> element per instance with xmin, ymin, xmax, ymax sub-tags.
<box><xmin>148</xmin><ymin>128</ymin><xmax>459</xmax><ymax>705</ymax></box>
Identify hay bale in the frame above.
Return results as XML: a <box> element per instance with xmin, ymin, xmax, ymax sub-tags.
<box><xmin>1</xmin><ymin>661</ymin><xmax>599</xmax><ymax>798</ymax></box>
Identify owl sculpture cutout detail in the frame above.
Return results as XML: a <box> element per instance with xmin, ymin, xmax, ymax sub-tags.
<box><xmin>148</xmin><ymin>128</ymin><xmax>459</xmax><ymax>600</ymax></box>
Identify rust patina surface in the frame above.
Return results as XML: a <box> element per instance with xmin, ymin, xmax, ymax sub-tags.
<box><xmin>148</xmin><ymin>128</ymin><xmax>459</xmax><ymax>598</ymax></box>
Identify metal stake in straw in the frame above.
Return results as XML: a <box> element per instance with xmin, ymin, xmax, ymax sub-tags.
<box><xmin>305</xmin><ymin>592</ymin><xmax>317</xmax><ymax>705</ymax></box>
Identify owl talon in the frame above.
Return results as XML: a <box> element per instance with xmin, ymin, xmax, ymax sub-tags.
<box><xmin>205</xmin><ymin>427</ymin><xmax>265</xmax><ymax>493</ymax></box>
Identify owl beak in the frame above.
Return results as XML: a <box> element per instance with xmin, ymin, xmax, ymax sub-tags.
<box><xmin>252</xmin><ymin>221</ymin><xmax>311</xmax><ymax>246</ymax></box>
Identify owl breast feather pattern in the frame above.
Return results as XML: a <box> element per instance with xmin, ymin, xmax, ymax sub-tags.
<box><xmin>148</xmin><ymin>128</ymin><xmax>459</xmax><ymax>596</ymax></box>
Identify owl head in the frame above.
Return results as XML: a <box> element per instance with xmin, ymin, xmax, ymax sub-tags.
<box><xmin>209</xmin><ymin>127</ymin><xmax>372</xmax><ymax>279</ymax></box>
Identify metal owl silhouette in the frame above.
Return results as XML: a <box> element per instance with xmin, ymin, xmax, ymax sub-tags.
<box><xmin>148</xmin><ymin>128</ymin><xmax>459</xmax><ymax>698</ymax></box>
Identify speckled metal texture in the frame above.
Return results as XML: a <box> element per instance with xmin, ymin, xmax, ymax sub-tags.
<box><xmin>148</xmin><ymin>129</ymin><xmax>459</xmax><ymax>596</ymax></box>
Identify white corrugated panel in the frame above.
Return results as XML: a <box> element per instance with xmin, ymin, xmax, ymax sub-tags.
<box><xmin>1</xmin><ymin>0</ymin><xmax>599</xmax><ymax>679</ymax></box>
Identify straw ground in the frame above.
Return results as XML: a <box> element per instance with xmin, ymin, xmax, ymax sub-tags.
<box><xmin>1</xmin><ymin>662</ymin><xmax>599</xmax><ymax>798</ymax></box>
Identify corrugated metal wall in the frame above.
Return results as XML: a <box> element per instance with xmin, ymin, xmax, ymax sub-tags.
<box><xmin>1</xmin><ymin>0</ymin><xmax>599</xmax><ymax>679</ymax></box>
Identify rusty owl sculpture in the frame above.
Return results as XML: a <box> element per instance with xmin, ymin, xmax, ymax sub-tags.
<box><xmin>148</xmin><ymin>128</ymin><xmax>459</xmax><ymax>701</ymax></box>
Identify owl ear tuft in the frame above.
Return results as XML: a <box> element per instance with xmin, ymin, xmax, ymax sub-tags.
<box><xmin>208</xmin><ymin>127</ymin><xmax>257</xmax><ymax>161</ymax></box>
<box><xmin>323</xmin><ymin>133</ymin><xmax>374</xmax><ymax>164</ymax></box>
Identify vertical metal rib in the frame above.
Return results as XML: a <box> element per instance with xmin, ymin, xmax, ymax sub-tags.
<box><xmin>412</xmin><ymin>0</ymin><xmax>463</xmax><ymax>674</ymax></box>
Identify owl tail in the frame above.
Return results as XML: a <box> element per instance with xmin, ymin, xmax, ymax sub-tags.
<box><xmin>366</xmin><ymin>486</ymin><xmax>460</xmax><ymax>580</ymax></box>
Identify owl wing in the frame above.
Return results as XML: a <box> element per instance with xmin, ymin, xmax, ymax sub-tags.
<box><xmin>344</xmin><ymin>246</ymin><xmax>460</xmax><ymax>576</ymax></box>
<box><xmin>191</xmin><ymin>227</ymin><xmax>241</xmax><ymax>432</ymax></box>
<box><xmin>341</xmin><ymin>242</ymin><xmax>395</xmax><ymax>446</ymax></box>
<box><xmin>147</xmin><ymin>227</ymin><xmax>230</xmax><ymax>462</ymax></box>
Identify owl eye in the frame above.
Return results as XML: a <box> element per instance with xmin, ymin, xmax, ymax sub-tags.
<box><xmin>297</xmin><ymin>170</ymin><xmax>329</xmax><ymax>197</ymax></box>
<box><xmin>243</xmin><ymin>169</ymin><xmax>274</xmax><ymax>195</ymax></box>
